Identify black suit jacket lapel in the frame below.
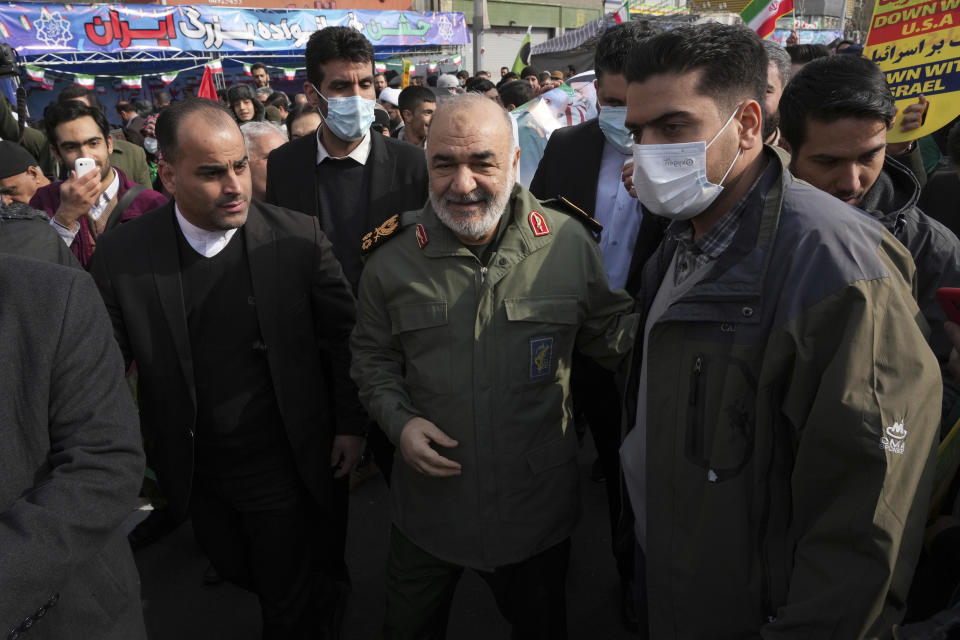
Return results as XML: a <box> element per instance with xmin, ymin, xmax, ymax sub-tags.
<box><xmin>574</xmin><ymin>120</ymin><xmax>606</xmax><ymax>217</ymax></box>
<box><xmin>302</xmin><ymin>130</ymin><xmax>320</xmax><ymax>219</ymax></box>
<box><xmin>366</xmin><ymin>133</ymin><xmax>395</xmax><ymax>229</ymax></box>
<box><xmin>149</xmin><ymin>203</ymin><xmax>196</xmax><ymax>403</ymax></box>
<box><xmin>244</xmin><ymin>204</ymin><xmax>281</xmax><ymax>373</ymax></box>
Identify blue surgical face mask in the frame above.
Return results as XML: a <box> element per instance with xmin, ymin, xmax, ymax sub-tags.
<box><xmin>597</xmin><ymin>105</ymin><xmax>634</xmax><ymax>154</ymax></box>
<box><xmin>311</xmin><ymin>83</ymin><xmax>376</xmax><ymax>142</ymax></box>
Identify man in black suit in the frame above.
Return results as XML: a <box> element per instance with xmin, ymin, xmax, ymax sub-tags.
<box><xmin>1</xmin><ymin>254</ymin><xmax>145</xmax><ymax>640</ymax></box>
<box><xmin>265</xmin><ymin>26</ymin><xmax>428</xmax><ymax>292</ymax></box>
<box><xmin>90</xmin><ymin>98</ymin><xmax>365</xmax><ymax>639</ymax></box>
<box><xmin>265</xmin><ymin>25</ymin><xmax>429</xmax><ymax>488</ymax></box>
<box><xmin>529</xmin><ymin>23</ymin><xmax>665</xmax><ymax>634</ymax></box>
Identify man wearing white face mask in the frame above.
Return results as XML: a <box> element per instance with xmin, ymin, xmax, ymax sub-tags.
<box><xmin>529</xmin><ymin>22</ymin><xmax>666</xmax><ymax>632</ymax></box>
<box><xmin>620</xmin><ymin>23</ymin><xmax>941</xmax><ymax>639</ymax></box>
<box><xmin>264</xmin><ymin>25</ymin><xmax>429</xmax><ymax>590</ymax></box>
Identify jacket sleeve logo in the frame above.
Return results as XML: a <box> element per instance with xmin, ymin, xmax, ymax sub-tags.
<box><xmin>529</xmin><ymin>336</ymin><xmax>553</xmax><ymax>379</ymax></box>
<box><xmin>881</xmin><ymin>419</ymin><xmax>908</xmax><ymax>455</ymax></box>
<box><xmin>528</xmin><ymin>211</ymin><xmax>550</xmax><ymax>237</ymax></box>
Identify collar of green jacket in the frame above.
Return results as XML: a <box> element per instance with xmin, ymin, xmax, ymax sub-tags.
<box><xmin>419</xmin><ymin>183</ymin><xmax>556</xmax><ymax>260</ymax></box>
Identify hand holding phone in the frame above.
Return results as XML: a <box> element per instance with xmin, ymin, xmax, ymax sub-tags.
<box><xmin>74</xmin><ymin>157</ymin><xmax>96</xmax><ymax>178</ymax></box>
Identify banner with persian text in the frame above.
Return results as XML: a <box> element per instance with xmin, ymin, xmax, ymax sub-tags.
<box><xmin>0</xmin><ymin>3</ymin><xmax>469</xmax><ymax>54</ymax></box>
<box><xmin>864</xmin><ymin>0</ymin><xmax>960</xmax><ymax>141</ymax></box>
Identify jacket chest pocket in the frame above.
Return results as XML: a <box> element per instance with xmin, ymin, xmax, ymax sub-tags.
<box><xmin>389</xmin><ymin>301</ymin><xmax>451</xmax><ymax>394</ymax></box>
<box><xmin>503</xmin><ymin>296</ymin><xmax>580</xmax><ymax>386</ymax></box>
<box><xmin>686</xmin><ymin>353</ymin><xmax>757</xmax><ymax>483</ymax></box>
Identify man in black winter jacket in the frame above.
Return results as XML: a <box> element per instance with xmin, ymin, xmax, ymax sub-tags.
<box><xmin>780</xmin><ymin>53</ymin><xmax>960</xmax><ymax>423</ymax></box>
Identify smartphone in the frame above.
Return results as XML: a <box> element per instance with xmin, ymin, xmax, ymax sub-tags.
<box><xmin>74</xmin><ymin>157</ymin><xmax>96</xmax><ymax>179</ymax></box>
<box><xmin>937</xmin><ymin>287</ymin><xmax>960</xmax><ymax>324</ymax></box>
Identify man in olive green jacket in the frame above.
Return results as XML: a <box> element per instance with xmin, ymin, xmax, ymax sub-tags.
<box><xmin>620</xmin><ymin>24</ymin><xmax>941</xmax><ymax>639</ymax></box>
<box><xmin>351</xmin><ymin>94</ymin><xmax>637</xmax><ymax>639</ymax></box>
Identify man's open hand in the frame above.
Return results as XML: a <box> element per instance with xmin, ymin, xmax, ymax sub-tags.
<box><xmin>399</xmin><ymin>417</ymin><xmax>461</xmax><ymax>477</ymax></box>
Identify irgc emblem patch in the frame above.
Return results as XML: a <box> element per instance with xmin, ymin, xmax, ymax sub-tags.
<box><xmin>529</xmin><ymin>336</ymin><xmax>553</xmax><ymax>379</ymax></box>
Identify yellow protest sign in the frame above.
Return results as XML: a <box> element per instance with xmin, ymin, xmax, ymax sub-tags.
<box><xmin>864</xmin><ymin>0</ymin><xmax>960</xmax><ymax>142</ymax></box>
<box><xmin>402</xmin><ymin>59</ymin><xmax>412</xmax><ymax>88</ymax></box>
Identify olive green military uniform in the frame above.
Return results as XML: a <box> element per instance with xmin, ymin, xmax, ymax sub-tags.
<box><xmin>351</xmin><ymin>184</ymin><xmax>638</xmax><ymax>631</ymax></box>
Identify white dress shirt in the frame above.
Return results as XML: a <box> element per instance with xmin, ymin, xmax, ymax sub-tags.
<box><xmin>175</xmin><ymin>204</ymin><xmax>238</xmax><ymax>258</ymax></box>
<box><xmin>593</xmin><ymin>143</ymin><xmax>643</xmax><ymax>290</ymax></box>
<box><xmin>316</xmin><ymin>127</ymin><xmax>371</xmax><ymax>165</ymax></box>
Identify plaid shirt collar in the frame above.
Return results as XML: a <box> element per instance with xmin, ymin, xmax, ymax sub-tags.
<box><xmin>665</xmin><ymin>158</ymin><xmax>770</xmax><ymax>260</ymax></box>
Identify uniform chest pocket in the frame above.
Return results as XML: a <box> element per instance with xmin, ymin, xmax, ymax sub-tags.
<box><xmin>504</xmin><ymin>296</ymin><xmax>580</xmax><ymax>385</ymax></box>
<box><xmin>389</xmin><ymin>302</ymin><xmax>450</xmax><ymax>393</ymax></box>
<box><xmin>686</xmin><ymin>353</ymin><xmax>757</xmax><ymax>483</ymax></box>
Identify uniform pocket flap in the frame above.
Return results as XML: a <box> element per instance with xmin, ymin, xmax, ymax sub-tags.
<box><xmin>505</xmin><ymin>296</ymin><xmax>580</xmax><ymax>324</ymax></box>
<box><xmin>388</xmin><ymin>302</ymin><xmax>448</xmax><ymax>334</ymax></box>
<box><xmin>526</xmin><ymin>436</ymin><xmax>578</xmax><ymax>474</ymax></box>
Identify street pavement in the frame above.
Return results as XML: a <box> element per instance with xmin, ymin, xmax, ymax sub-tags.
<box><xmin>135</xmin><ymin>436</ymin><xmax>638</xmax><ymax>639</ymax></box>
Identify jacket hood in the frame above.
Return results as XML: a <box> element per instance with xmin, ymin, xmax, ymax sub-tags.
<box><xmin>858</xmin><ymin>156</ymin><xmax>920</xmax><ymax>232</ymax></box>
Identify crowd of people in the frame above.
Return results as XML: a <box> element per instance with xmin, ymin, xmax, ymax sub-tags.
<box><xmin>3</xmin><ymin>18</ymin><xmax>960</xmax><ymax>640</ymax></box>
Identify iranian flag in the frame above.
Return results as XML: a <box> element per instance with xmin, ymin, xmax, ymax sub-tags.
<box><xmin>121</xmin><ymin>75</ymin><xmax>142</xmax><ymax>89</ymax></box>
<box><xmin>160</xmin><ymin>71</ymin><xmax>178</xmax><ymax>85</ymax></box>
<box><xmin>741</xmin><ymin>0</ymin><xmax>794</xmax><ymax>39</ymax></box>
<box><xmin>26</xmin><ymin>66</ymin><xmax>44</xmax><ymax>82</ymax></box>
<box><xmin>41</xmin><ymin>78</ymin><xmax>54</xmax><ymax>91</ymax></box>
<box><xmin>428</xmin><ymin>62</ymin><xmax>437</xmax><ymax>72</ymax></box>
<box><xmin>452</xmin><ymin>55</ymin><xmax>463</xmax><ymax>67</ymax></box>
<box><xmin>613</xmin><ymin>1</ymin><xmax>630</xmax><ymax>24</ymax></box>
<box><xmin>206</xmin><ymin>59</ymin><xmax>223</xmax><ymax>73</ymax></box>
<box><xmin>283</xmin><ymin>68</ymin><xmax>297</xmax><ymax>81</ymax></box>
<box><xmin>74</xmin><ymin>74</ymin><xmax>95</xmax><ymax>89</ymax></box>
<box><xmin>243</xmin><ymin>63</ymin><xmax>252</xmax><ymax>76</ymax></box>
<box><xmin>375</xmin><ymin>62</ymin><xmax>387</xmax><ymax>73</ymax></box>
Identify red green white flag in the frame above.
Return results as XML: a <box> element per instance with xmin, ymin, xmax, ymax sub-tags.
<box><xmin>243</xmin><ymin>63</ymin><xmax>252</xmax><ymax>76</ymax></box>
<box><xmin>375</xmin><ymin>62</ymin><xmax>387</xmax><ymax>73</ymax></box>
<box><xmin>74</xmin><ymin>74</ymin><xmax>94</xmax><ymax>89</ymax></box>
<box><xmin>740</xmin><ymin>0</ymin><xmax>794</xmax><ymax>39</ymax></box>
<box><xmin>160</xmin><ymin>72</ymin><xmax>178</xmax><ymax>85</ymax></box>
<box><xmin>452</xmin><ymin>55</ymin><xmax>463</xmax><ymax>67</ymax></box>
<box><xmin>121</xmin><ymin>75</ymin><xmax>141</xmax><ymax>89</ymax></box>
<box><xmin>283</xmin><ymin>67</ymin><xmax>297</xmax><ymax>80</ymax></box>
<box><xmin>614</xmin><ymin>1</ymin><xmax>630</xmax><ymax>24</ymax></box>
<box><xmin>26</xmin><ymin>65</ymin><xmax>44</xmax><ymax>82</ymax></box>
<box><xmin>206</xmin><ymin>59</ymin><xmax>223</xmax><ymax>73</ymax></box>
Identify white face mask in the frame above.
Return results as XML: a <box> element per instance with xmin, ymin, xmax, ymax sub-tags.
<box><xmin>632</xmin><ymin>107</ymin><xmax>742</xmax><ymax>221</ymax></box>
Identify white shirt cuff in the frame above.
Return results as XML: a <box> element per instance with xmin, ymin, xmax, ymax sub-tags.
<box><xmin>50</xmin><ymin>217</ymin><xmax>78</xmax><ymax>246</ymax></box>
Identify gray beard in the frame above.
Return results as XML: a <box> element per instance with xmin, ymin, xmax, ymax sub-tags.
<box><xmin>430</xmin><ymin>171</ymin><xmax>515</xmax><ymax>241</ymax></box>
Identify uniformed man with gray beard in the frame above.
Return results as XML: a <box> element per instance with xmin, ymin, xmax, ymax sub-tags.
<box><xmin>350</xmin><ymin>94</ymin><xmax>638</xmax><ymax>639</ymax></box>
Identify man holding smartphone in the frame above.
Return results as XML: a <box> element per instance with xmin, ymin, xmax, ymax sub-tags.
<box><xmin>29</xmin><ymin>100</ymin><xmax>166</xmax><ymax>269</ymax></box>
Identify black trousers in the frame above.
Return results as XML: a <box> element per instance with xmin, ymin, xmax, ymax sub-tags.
<box><xmin>570</xmin><ymin>353</ymin><xmax>634</xmax><ymax>580</ymax></box>
<box><xmin>190</xmin><ymin>472</ymin><xmax>341</xmax><ymax>639</ymax></box>
<box><xmin>384</xmin><ymin>527</ymin><xmax>570</xmax><ymax>640</ymax></box>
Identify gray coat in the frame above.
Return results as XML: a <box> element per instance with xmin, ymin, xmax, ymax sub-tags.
<box><xmin>859</xmin><ymin>156</ymin><xmax>960</xmax><ymax>421</ymax></box>
<box><xmin>0</xmin><ymin>255</ymin><xmax>146</xmax><ymax>640</ymax></box>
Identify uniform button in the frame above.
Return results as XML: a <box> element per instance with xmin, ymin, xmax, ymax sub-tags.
<box><xmin>741</xmin><ymin>306</ymin><xmax>754</xmax><ymax>318</ymax></box>
<box><xmin>499</xmin><ymin>258</ymin><xmax>507</xmax><ymax>266</ymax></box>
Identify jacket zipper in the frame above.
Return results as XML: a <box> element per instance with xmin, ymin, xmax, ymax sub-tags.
<box><xmin>687</xmin><ymin>356</ymin><xmax>705</xmax><ymax>463</ymax></box>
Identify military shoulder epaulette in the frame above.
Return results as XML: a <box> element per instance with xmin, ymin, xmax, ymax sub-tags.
<box><xmin>361</xmin><ymin>211</ymin><xmax>418</xmax><ymax>254</ymax></box>
<box><xmin>540</xmin><ymin>196</ymin><xmax>603</xmax><ymax>235</ymax></box>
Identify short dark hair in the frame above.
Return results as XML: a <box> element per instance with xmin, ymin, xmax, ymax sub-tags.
<box><xmin>251</xmin><ymin>62</ymin><xmax>267</xmax><ymax>73</ymax></box>
<box><xmin>520</xmin><ymin>65</ymin><xmax>539</xmax><ymax>79</ymax></box>
<box><xmin>537</xmin><ymin>71</ymin><xmax>551</xmax><ymax>84</ymax></box>
<box><xmin>498</xmin><ymin>79</ymin><xmax>535</xmax><ymax>109</ymax></box>
<box><xmin>43</xmin><ymin>100</ymin><xmax>111</xmax><ymax>148</ymax></box>
<box><xmin>785</xmin><ymin>44</ymin><xmax>830</xmax><ymax>65</ymax></box>
<box><xmin>625</xmin><ymin>23</ymin><xmax>767</xmax><ymax>113</ymax></box>
<box><xmin>155</xmin><ymin>90</ymin><xmax>171</xmax><ymax>106</ymax></box>
<box><xmin>266</xmin><ymin>91</ymin><xmax>291</xmax><ymax>109</ymax></box>
<box><xmin>116</xmin><ymin>101</ymin><xmax>137</xmax><ymax>114</ymax></box>
<box><xmin>157</xmin><ymin>97</ymin><xmax>237</xmax><ymax>163</ymax></box>
<box><xmin>779</xmin><ymin>54</ymin><xmax>896</xmax><ymax>152</ymax></box>
<box><xmin>465</xmin><ymin>77</ymin><xmax>496</xmax><ymax>94</ymax></box>
<box><xmin>57</xmin><ymin>85</ymin><xmax>103</xmax><ymax>112</ymax></box>
<box><xmin>762</xmin><ymin>39</ymin><xmax>791</xmax><ymax>88</ymax></box>
<box><xmin>398</xmin><ymin>86</ymin><xmax>436</xmax><ymax>114</ymax></box>
<box><xmin>456</xmin><ymin>70</ymin><xmax>470</xmax><ymax>80</ymax></box>
<box><xmin>595</xmin><ymin>22</ymin><xmax>661</xmax><ymax>82</ymax></box>
<box><xmin>286</xmin><ymin>103</ymin><xmax>321</xmax><ymax>139</ymax></box>
<box><xmin>305</xmin><ymin>26</ymin><xmax>374</xmax><ymax>89</ymax></box>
